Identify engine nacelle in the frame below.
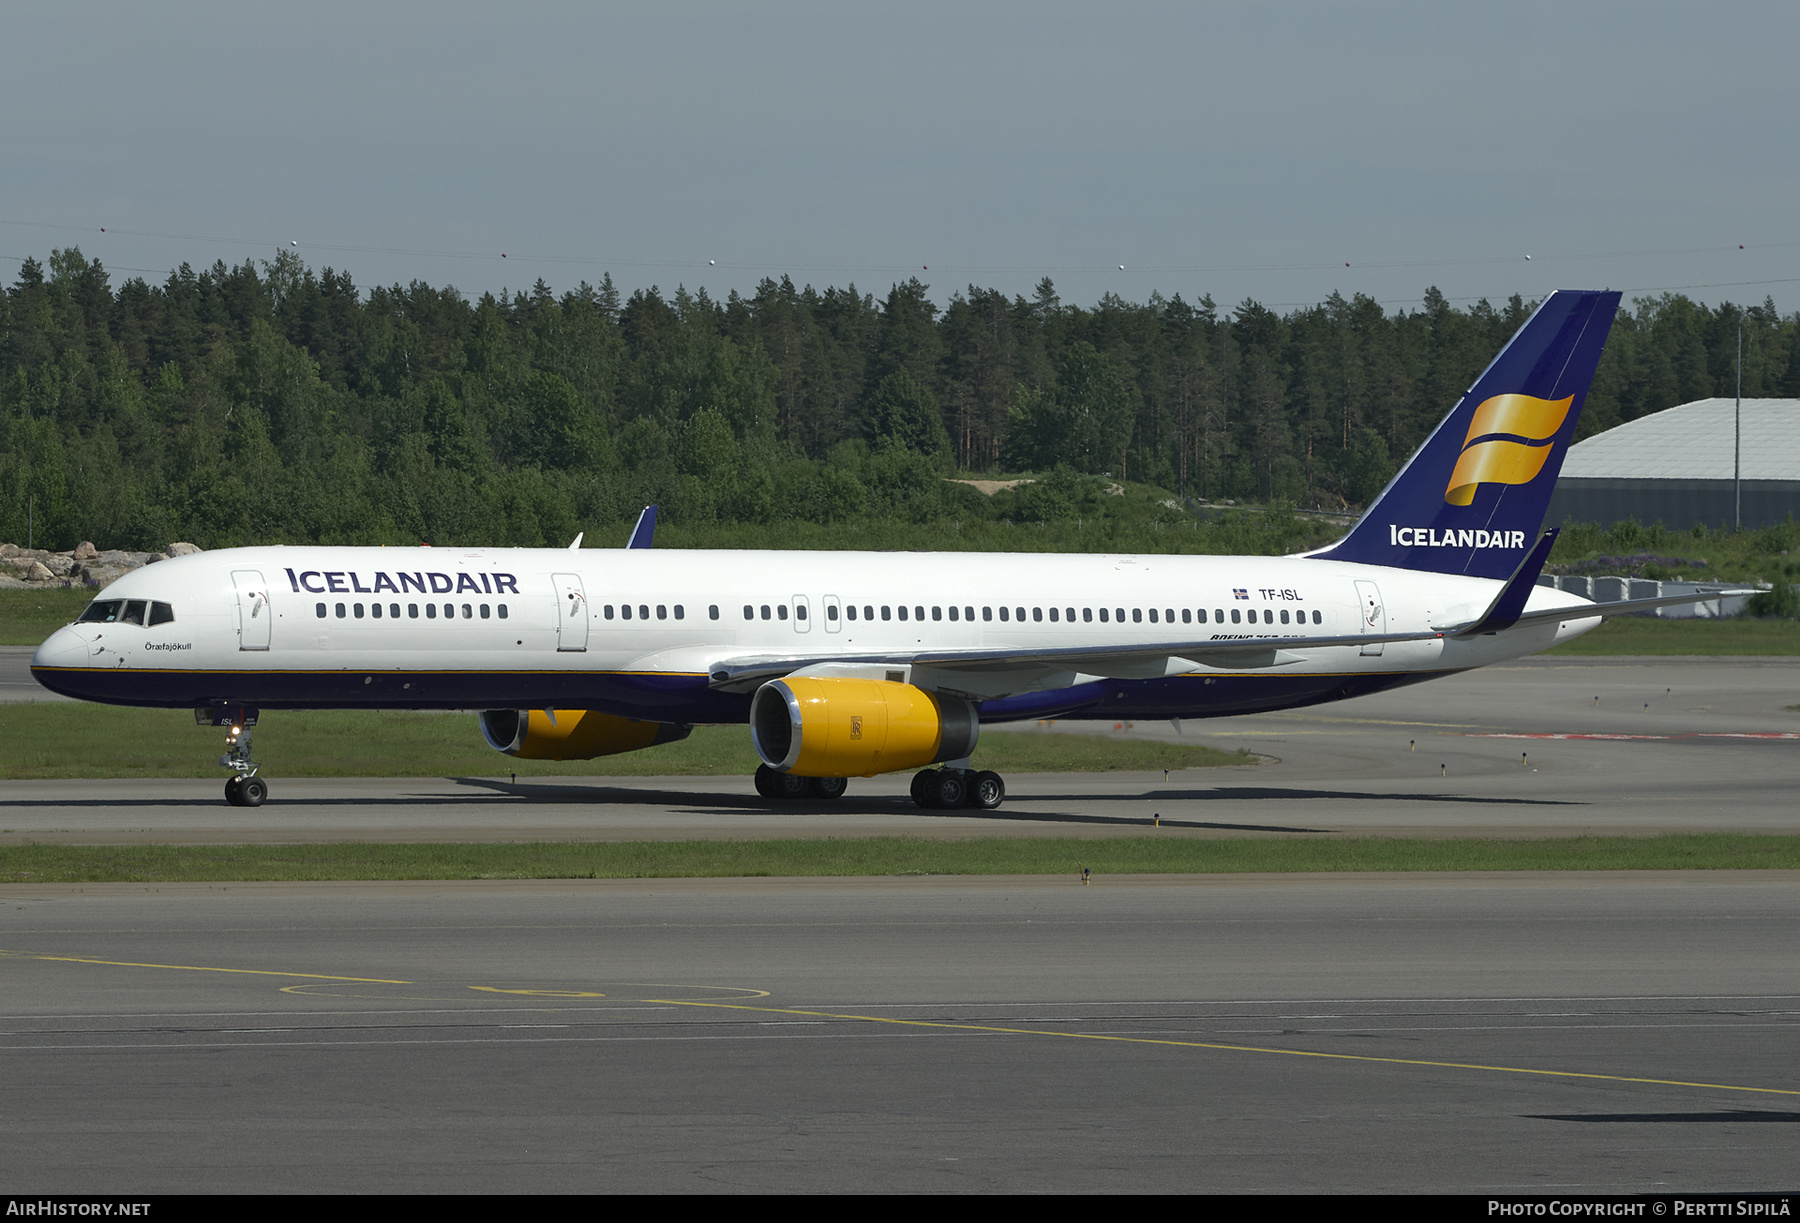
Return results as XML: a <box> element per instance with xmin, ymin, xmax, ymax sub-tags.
<box><xmin>750</xmin><ymin>677</ymin><xmax>979</xmax><ymax>777</ymax></box>
<box><xmin>478</xmin><ymin>708</ymin><xmax>691</xmax><ymax>760</ymax></box>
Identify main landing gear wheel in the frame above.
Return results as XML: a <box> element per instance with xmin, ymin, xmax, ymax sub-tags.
<box><xmin>808</xmin><ymin>775</ymin><xmax>849</xmax><ymax>800</ymax></box>
<box><xmin>754</xmin><ymin>764</ymin><xmax>848</xmax><ymax>801</ymax></box>
<box><xmin>911</xmin><ymin>768</ymin><xmax>1005</xmax><ymax>810</ymax></box>
<box><xmin>754</xmin><ymin>764</ymin><xmax>781</xmax><ymax>798</ymax></box>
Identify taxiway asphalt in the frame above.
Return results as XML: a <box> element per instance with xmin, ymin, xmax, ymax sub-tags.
<box><xmin>2</xmin><ymin>873</ymin><xmax>1796</xmax><ymax>1192</ymax></box>
<box><xmin>2</xmin><ymin>654</ymin><xmax>1796</xmax><ymax>841</ymax></box>
<box><xmin>3</xmin><ymin>653</ymin><xmax>1797</xmax><ymax>1192</ymax></box>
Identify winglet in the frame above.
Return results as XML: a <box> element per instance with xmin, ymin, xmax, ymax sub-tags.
<box><xmin>567</xmin><ymin>532</ymin><xmax>584</xmax><ymax>551</ymax></box>
<box><xmin>1449</xmin><ymin>528</ymin><xmax>1558</xmax><ymax>637</ymax></box>
<box><xmin>626</xmin><ymin>505</ymin><xmax>657</xmax><ymax>549</ymax></box>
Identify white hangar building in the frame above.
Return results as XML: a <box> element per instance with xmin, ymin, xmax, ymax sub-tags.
<box><xmin>1546</xmin><ymin>398</ymin><xmax>1800</xmax><ymax>531</ymax></box>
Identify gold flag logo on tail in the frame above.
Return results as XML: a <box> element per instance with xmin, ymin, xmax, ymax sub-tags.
<box><xmin>1443</xmin><ymin>393</ymin><xmax>1574</xmax><ymax>506</ymax></box>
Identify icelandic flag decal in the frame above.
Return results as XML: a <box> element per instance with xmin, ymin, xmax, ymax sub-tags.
<box><xmin>1232</xmin><ymin>588</ymin><xmax>1249</xmax><ymax>600</ymax></box>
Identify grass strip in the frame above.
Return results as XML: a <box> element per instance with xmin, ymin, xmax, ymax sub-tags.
<box><xmin>0</xmin><ymin>588</ymin><xmax>93</xmax><ymax>646</ymax></box>
<box><xmin>0</xmin><ymin>708</ymin><xmax>1251</xmax><ymax>780</ymax></box>
<box><xmin>2</xmin><ymin>834</ymin><xmax>1796</xmax><ymax>884</ymax></box>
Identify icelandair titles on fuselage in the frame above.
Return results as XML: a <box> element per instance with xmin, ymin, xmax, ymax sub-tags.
<box><xmin>1388</xmin><ymin>526</ymin><xmax>1527</xmax><ymax>550</ymax></box>
<box><xmin>284</xmin><ymin>568</ymin><xmax>521</xmax><ymax>596</ymax></box>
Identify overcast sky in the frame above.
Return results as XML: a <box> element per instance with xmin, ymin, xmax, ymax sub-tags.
<box><xmin>4</xmin><ymin>1</ymin><xmax>1797</xmax><ymax>314</ymax></box>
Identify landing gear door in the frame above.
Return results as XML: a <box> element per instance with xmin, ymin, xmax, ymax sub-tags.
<box><xmin>1354</xmin><ymin>579</ymin><xmax>1385</xmax><ymax>656</ymax></box>
<box><xmin>553</xmin><ymin>572</ymin><xmax>588</xmax><ymax>652</ymax></box>
<box><xmin>231</xmin><ymin>570</ymin><xmax>271</xmax><ymax>651</ymax></box>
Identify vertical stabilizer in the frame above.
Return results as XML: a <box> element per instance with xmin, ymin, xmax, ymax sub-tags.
<box><xmin>1309</xmin><ymin>289</ymin><xmax>1619</xmax><ymax>579</ymax></box>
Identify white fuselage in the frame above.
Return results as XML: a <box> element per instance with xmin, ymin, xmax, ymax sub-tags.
<box><xmin>31</xmin><ymin>545</ymin><xmax>1602</xmax><ymax>724</ymax></box>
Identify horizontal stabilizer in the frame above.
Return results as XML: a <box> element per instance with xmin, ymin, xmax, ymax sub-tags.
<box><xmin>1435</xmin><ymin>588</ymin><xmax>1756</xmax><ymax>635</ymax></box>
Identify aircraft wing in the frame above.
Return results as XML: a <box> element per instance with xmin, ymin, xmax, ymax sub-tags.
<box><xmin>707</xmin><ymin>583</ymin><xmax>1753</xmax><ymax>695</ymax></box>
<box><xmin>704</xmin><ymin>625</ymin><xmax>1448</xmax><ymax>693</ymax></box>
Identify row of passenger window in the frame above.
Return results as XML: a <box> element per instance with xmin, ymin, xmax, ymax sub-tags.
<box><xmin>744</xmin><ymin>603</ymin><xmax>805</xmax><ymax>622</ymax></box>
<box><xmin>318</xmin><ymin>598</ymin><xmax>1325</xmax><ymax>629</ymax></box>
<box><xmin>600</xmin><ymin>604</ymin><xmax>709</xmax><ymax>621</ymax></box>
<box><xmin>734</xmin><ymin>602</ymin><xmax>1325</xmax><ymax>627</ymax></box>
<box><xmin>316</xmin><ymin>602</ymin><xmax>509</xmax><ymax>621</ymax></box>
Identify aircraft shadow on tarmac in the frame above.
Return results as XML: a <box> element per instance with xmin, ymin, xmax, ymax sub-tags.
<box><xmin>860</xmin><ymin>806</ymin><xmax>1331</xmax><ymax>834</ymax></box>
<box><xmin>1147</xmin><ymin>786</ymin><xmax>1583</xmax><ymax>807</ymax></box>
<box><xmin>4</xmin><ymin>780</ymin><xmax>1583</xmax><ymax>832</ymax></box>
<box><xmin>448</xmin><ymin>777</ymin><xmax>1580</xmax><ymax>811</ymax></box>
<box><xmin>0</xmin><ymin>786</ymin><xmax>1326</xmax><ymax>833</ymax></box>
<box><xmin>446</xmin><ymin>778</ymin><xmax>1346</xmax><ymax>833</ymax></box>
<box><xmin>1527</xmin><ymin>1111</ymin><xmax>1800</xmax><ymax>1124</ymax></box>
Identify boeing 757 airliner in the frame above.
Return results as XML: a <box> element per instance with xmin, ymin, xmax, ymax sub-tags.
<box><xmin>31</xmin><ymin>290</ymin><xmax>1737</xmax><ymax>808</ymax></box>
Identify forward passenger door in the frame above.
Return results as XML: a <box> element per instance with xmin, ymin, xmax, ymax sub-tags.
<box><xmin>232</xmin><ymin>570</ymin><xmax>271</xmax><ymax>651</ymax></box>
<box><xmin>554</xmin><ymin>572</ymin><xmax>589</xmax><ymax>652</ymax></box>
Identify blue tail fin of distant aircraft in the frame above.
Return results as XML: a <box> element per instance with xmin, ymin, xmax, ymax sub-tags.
<box><xmin>1309</xmin><ymin>289</ymin><xmax>1620</xmax><ymax>580</ymax></box>
<box><xmin>626</xmin><ymin>505</ymin><xmax>657</xmax><ymax>549</ymax></box>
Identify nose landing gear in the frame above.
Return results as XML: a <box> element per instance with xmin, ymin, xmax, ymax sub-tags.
<box><xmin>223</xmin><ymin>773</ymin><xmax>268</xmax><ymax>807</ymax></box>
<box><xmin>199</xmin><ymin>706</ymin><xmax>266</xmax><ymax>807</ymax></box>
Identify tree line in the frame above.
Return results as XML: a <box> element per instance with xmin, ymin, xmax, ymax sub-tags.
<box><xmin>4</xmin><ymin>246</ymin><xmax>1797</xmax><ymax>552</ymax></box>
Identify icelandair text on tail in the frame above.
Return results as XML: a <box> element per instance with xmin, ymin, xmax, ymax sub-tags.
<box><xmin>1391</xmin><ymin>526</ymin><xmax>1527</xmax><ymax>550</ymax></box>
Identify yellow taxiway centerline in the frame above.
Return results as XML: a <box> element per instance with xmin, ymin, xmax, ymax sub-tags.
<box><xmin>1</xmin><ymin>949</ymin><xmax>409</xmax><ymax>984</ymax></box>
<box><xmin>649</xmin><ymin>997</ymin><xmax>1800</xmax><ymax>1099</ymax></box>
<box><xmin>14</xmin><ymin>944</ymin><xmax>1789</xmax><ymax>1098</ymax></box>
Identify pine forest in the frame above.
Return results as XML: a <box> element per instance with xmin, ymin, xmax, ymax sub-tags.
<box><xmin>5</xmin><ymin>248</ymin><xmax>1798</xmax><ymax>557</ymax></box>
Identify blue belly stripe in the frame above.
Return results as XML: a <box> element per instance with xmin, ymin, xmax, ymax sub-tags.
<box><xmin>32</xmin><ymin>665</ymin><xmax>1458</xmax><ymax>724</ymax></box>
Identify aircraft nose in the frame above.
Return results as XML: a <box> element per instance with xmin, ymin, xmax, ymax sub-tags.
<box><xmin>32</xmin><ymin>626</ymin><xmax>90</xmax><ymax>671</ymax></box>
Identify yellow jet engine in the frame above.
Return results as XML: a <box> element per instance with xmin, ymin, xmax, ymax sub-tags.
<box><xmin>479</xmin><ymin>708</ymin><xmax>690</xmax><ymax>760</ymax></box>
<box><xmin>750</xmin><ymin>677</ymin><xmax>978</xmax><ymax>778</ymax></box>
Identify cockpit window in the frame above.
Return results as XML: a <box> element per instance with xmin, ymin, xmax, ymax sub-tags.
<box><xmin>76</xmin><ymin>599</ymin><xmax>175</xmax><ymax>626</ymax></box>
